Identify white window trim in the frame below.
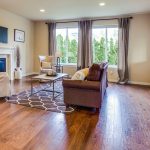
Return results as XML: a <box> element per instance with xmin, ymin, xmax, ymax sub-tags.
<box><xmin>61</xmin><ymin>63</ymin><xmax>117</xmax><ymax>68</ymax></box>
<box><xmin>92</xmin><ymin>26</ymin><xmax>118</xmax><ymax>66</ymax></box>
<box><xmin>108</xmin><ymin>65</ymin><xmax>118</xmax><ymax>69</ymax></box>
<box><xmin>56</xmin><ymin>27</ymin><xmax>78</xmax><ymax>64</ymax></box>
<box><xmin>61</xmin><ymin>63</ymin><xmax>76</xmax><ymax>66</ymax></box>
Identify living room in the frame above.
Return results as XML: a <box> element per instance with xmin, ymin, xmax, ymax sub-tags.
<box><xmin>0</xmin><ymin>0</ymin><xmax>150</xmax><ymax>149</ymax></box>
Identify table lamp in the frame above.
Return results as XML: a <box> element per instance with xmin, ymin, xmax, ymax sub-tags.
<box><xmin>55</xmin><ymin>51</ymin><xmax>62</xmax><ymax>66</ymax></box>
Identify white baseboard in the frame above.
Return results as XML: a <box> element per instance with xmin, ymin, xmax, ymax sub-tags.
<box><xmin>128</xmin><ymin>81</ymin><xmax>150</xmax><ymax>86</ymax></box>
<box><xmin>108</xmin><ymin>79</ymin><xmax>150</xmax><ymax>86</ymax></box>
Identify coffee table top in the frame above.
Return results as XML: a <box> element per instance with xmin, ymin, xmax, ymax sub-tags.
<box><xmin>32</xmin><ymin>73</ymin><xmax>68</xmax><ymax>81</ymax></box>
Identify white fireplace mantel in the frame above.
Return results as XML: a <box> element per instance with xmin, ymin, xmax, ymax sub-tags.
<box><xmin>0</xmin><ymin>47</ymin><xmax>15</xmax><ymax>80</ymax></box>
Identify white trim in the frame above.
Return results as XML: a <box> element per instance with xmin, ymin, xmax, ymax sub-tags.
<box><xmin>108</xmin><ymin>65</ymin><xmax>117</xmax><ymax>69</ymax></box>
<box><xmin>128</xmin><ymin>81</ymin><xmax>150</xmax><ymax>86</ymax></box>
<box><xmin>108</xmin><ymin>79</ymin><xmax>150</xmax><ymax>86</ymax></box>
<box><xmin>62</xmin><ymin>64</ymin><xmax>117</xmax><ymax>68</ymax></box>
<box><xmin>62</xmin><ymin>64</ymin><xmax>77</xmax><ymax>67</ymax></box>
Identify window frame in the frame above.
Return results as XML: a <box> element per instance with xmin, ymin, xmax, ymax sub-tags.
<box><xmin>56</xmin><ymin>25</ymin><xmax>118</xmax><ymax>66</ymax></box>
<box><xmin>92</xmin><ymin>25</ymin><xmax>119</xmax><ymax>67</ymax></box>
<box><xmin>56</xmin><ymin>27</ymin><xmax>78</xmax><ymax>65</ymax></box>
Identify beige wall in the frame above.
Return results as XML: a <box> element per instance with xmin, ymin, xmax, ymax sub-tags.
<box><xmin>34</xmin><ymin>21</ymin><xmax>48</xmax><ymax>72</ymax></box>
<box><xmin>129</xmin><ymin>14</ymin><xmax>150</xmax><ymax>84</ymax></box>
<box><xmin>0</xmin><ymin>8</ymin><xmax>34</xmax><ymax>76</ymax></box>
<box><xmin>2</xmin><ymin>8</ymin><xmax>149</xmax><ymax>84</ymax></box>
<box><xmin>34</xmin><ymin>21</ymin><xmax>77</xmax><ymax>76</ymax></box>
<box><xmin>34</xmin><ymin>14</ymin><xmax>150</xmax><ymax>84</ymax></box>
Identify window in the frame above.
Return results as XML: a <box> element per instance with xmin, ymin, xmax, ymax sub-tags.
<box><xmin>56</xmin><ymin>28</ymin><xmax>78</xmax><ymax>64</ymax></box>
<box><xmin>92</xmin><ymin>27</ymin><xmax>118</xmax><ymax>65</ymax></box>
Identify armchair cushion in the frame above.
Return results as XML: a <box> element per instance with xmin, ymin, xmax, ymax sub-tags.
<box><xmin>41</xmin><ymin>61</ymin><xmax>52</xmax><ymax>69</ymax></box>
<box><xmin>63</xmin><ymin>79</ymin><xmax>100</xmax><ymax>91</ymax></box>
<box><xmin>40</xmin><ymin>68</ymin><xmax>53</xmax><ymax>73</ymax></box>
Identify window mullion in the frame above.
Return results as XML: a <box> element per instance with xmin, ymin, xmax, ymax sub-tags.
<box><xmin>66</xmin><ymin>28</ymin><xmax>68</xmax><ymax>64</ymax></box>
<box><xmin>105</xmin><ymin>28</ymin><xmax>108</xmax><ymax>62</ymax></box>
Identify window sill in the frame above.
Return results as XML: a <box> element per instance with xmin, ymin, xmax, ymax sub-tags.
<box><xmin>59</xmin><ymin>63</ymin><xmax>117</xmax><ymax>68</ymax></box>
<box><xmin>60</xmin><ymin>63</ymin><xmax>77</xmax><ymax>67</ymax></box>
<box><xmin>108</xmin><ymin>65</ymin><xmax>118</xmax><ymax>69</ymax></box>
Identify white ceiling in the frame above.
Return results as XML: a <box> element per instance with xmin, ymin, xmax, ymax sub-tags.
<box><xmin>0</xmin><ymin>0</ymin><xmax>150</xmax><ymax>21</ymax></box>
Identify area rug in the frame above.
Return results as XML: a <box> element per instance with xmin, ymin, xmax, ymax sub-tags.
<box><xmin>6</xmin><ymin>81</ymin><xmax>74</xmax><ymax>113</ymax></box>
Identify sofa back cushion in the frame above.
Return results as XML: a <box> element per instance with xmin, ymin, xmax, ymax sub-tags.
<box><xmin>86</xmin><ymin>62</ymin><xmax>108</xmax><ymax>81</ymax></box>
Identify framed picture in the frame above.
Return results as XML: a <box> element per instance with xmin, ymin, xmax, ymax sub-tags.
<box><xmin>14</xmin><ymin>29</ymin><xmax>25</xmax><ymax>42</ymax></box>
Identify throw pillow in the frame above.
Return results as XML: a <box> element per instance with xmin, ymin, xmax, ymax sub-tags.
<box><xmin>81</xmin><ymin>68</ymin><xmax>89</xmax><ymax>77</ymax></box>
<box><xmin>45</xmin><ymin>56</ymin><xmax>53</xmax><ymax>62</ymax></box>
<box><xmin>71</xmin><ymin>70</ymin><xmax>85</xmax><ymax>80</ymax></box>
<box><xmin>87</xmin><ymin>64</ymin><xmax>101</xmax><ymax>81</ymax></box>
<box><xmin>42</xmin><ymin>62</ymin><xmax>52</xmax><ymax>69</ymax></box>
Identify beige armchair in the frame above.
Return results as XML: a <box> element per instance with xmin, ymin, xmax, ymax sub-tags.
<box><xmin>38</xmin><ymin>55</ymin><xmax>54</xmax><ymax>74</ymax></box>
<box><xmin>0</xmin><ymin>72</ymin><xmax>11</xmax><ymax>98</ymax></box>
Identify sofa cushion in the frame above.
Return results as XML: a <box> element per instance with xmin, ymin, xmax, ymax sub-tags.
<box><xmin>87</xmin><ymin>64</ymin><xmax>101</xmax><ymax>81</ymax></box>
<box><xmin>63</xmin><ymin>79</ymin><xmax>100</xmax><ymax>91</ymax></box>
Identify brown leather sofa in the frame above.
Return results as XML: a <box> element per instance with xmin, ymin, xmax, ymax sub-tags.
<box><xmin>62</xmin><ymin>62</ymin><xmax>108</xmax><ymax>109</ymax></box>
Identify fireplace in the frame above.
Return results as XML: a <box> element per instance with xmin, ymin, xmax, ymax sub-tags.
<box><xmin>0</xmin><ymin>58</ymin><xmax>6</xmax><ymax>72</ymax></box>
<box><xmin>0</xmin><ymin>47</ymin><xmax>15</xmax><ymax>80</ymax></box>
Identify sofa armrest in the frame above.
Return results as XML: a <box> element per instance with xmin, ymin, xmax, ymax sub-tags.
<box><xmin>62</xmin><ymin>79</ymin><xmax>100</xmax><ymax>91</ymax></box>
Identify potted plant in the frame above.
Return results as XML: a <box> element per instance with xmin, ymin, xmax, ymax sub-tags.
<box><xmin>14</xmin><ymin>46</ymin><xmax>22</xmax><ymax>79</ymax></box>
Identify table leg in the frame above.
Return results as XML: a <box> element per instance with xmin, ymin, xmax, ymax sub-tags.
<box><xmin>52</xmin><ymin>81</ymin><xmax>54</xmax><ymax>100</ymax></box>
<box><xmin>59</xmin><ymin>66</ymin><xmax>61</xmax><ymax>73</ymax></box>
<box><xmin>31</xmin><ymin>78</ymin><xmax>33</xmax><ymax>96</ymax></box>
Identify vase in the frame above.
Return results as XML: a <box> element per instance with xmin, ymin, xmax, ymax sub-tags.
<box><xmin>14</xmin><ymin>67</ymin><xmax>22</xmax><ymax>79</ymax></box>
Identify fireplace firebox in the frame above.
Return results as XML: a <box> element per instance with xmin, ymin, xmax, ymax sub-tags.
<box><xmin>0</xmin><ymin>58</ymin><xmax>6</xmax><ymax>72</ymax></box>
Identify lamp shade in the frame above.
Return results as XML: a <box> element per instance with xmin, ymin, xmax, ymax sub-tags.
<box><xmin>55</xmin><ymin>51</ymin><xmax>62</xmax><ymax>57</ymax></box>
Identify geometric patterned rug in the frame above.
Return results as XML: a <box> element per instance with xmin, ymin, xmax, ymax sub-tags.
<box><xmin>6</xmin><ymin>81</ymin><xmax>74</xmax><ymax>113</ymax></box>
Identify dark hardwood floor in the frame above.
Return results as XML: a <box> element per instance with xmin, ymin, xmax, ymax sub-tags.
<box><xmin>0</xmin><ymin>77</ymin><xmax>150</xmax><ymax>150</ymax></box>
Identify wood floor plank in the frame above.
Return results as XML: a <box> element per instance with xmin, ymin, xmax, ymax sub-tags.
<box><xmin>0</xmin><ymin>77</ymin><xmax>150</xmax><ymax>150</ymax></box>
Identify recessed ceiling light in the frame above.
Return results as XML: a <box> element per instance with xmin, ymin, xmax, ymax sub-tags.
<box><xmin>99</xmin><ymin>2</ymin><xmax>106</xmax><ymax>6</ymax></box>
<box><xmin>40</xmin><ymin>9</ymin><xmax>45</xmax><ymax>12</ymax></box>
